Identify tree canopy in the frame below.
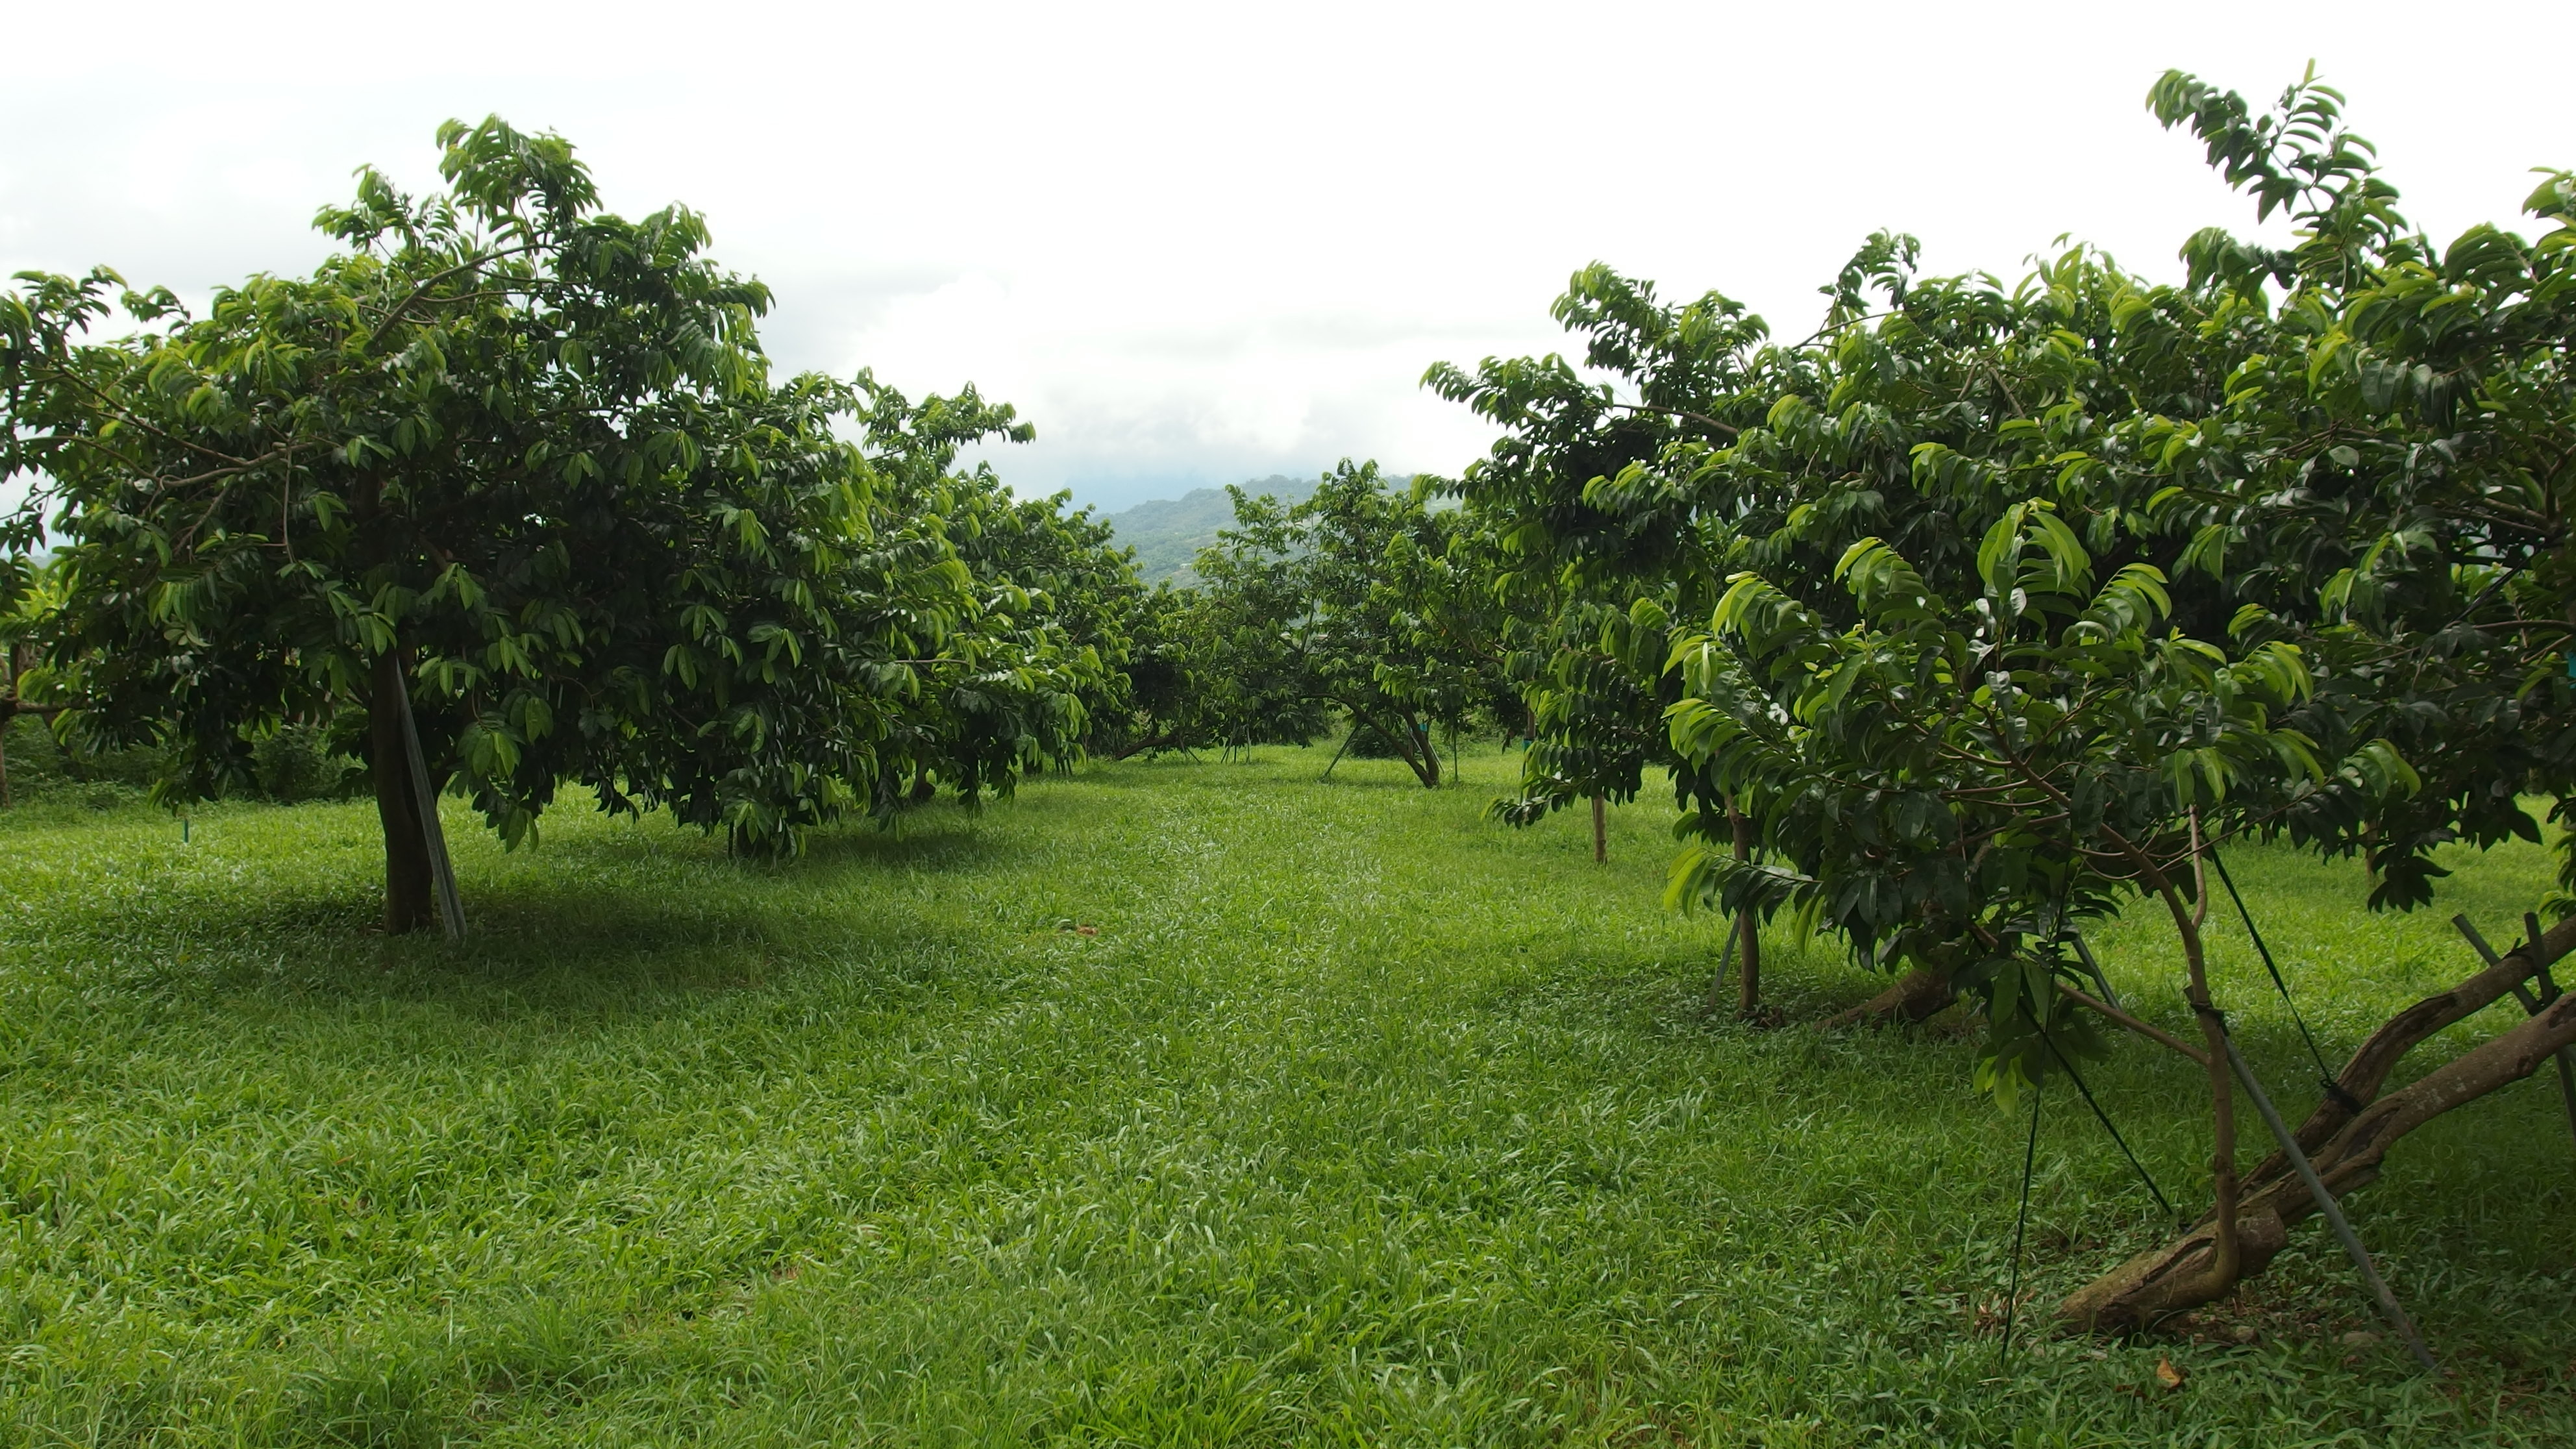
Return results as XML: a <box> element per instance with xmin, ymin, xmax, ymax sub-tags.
<box><xmin>0</xmin><ymin>119</ymin><xmax>1111</xmax><ymax>928</ymax></box>
<box><xmin>1185</xmin><ymin>461</ymin><xmax>1511</xmax><ymax>786</ymax></box>
<box><xmin>1426</xmin><ymin>64</ymin><xmax>2576</xmax><ymax>1330</ymax></box>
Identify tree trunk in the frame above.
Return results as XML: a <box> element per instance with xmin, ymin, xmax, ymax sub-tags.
<box><xmin>2249</xmin><ymin>912</ymin><xmax>2576</xmax><ymax>1180</ymax></box>
<box><xmin>2051</xmin><ymin>829</ymin><xmax>2248</xmax><ymax>1330</ymax></box>
<box><xmin>2179</xmin><ymin>926</ymin><xmax>2246</xmax><ymax>1328</ymax></box>
<box><xmin>1379</xmin><ymin>711</ymin><xmax>1438</xmax><ymax>789</ymax></box>
<box><xmin>1730</xmin><ymin>800</ymin><xmax>1761</xmax><ymax>1017</ymax></box>
<box><xmin>1820</xmin><ymin>967</ymin><xmax>1956</xmax><ymax>1029</ymax></box>
<box><xmin>1591</xmin><ymin>795</ymin><xmax>1607</xmax><ymax>863</ymax></box>
<box><xmin>1112</xmin><ymin>731</ymin><xmax>1176</xmax><ymax>762</ymax></box>
<box><xmin>368</xmin><ymin>651</ymin><xmax>438</xmax><ymax>935</ymax></box>
<box><xmin>1409</xmin><ymin>716</ymin><xmax>1440</xmax><ymax>789</ymax></box>
<box><xmin>2059</xmin><ymin>915</ymin><xmax>2576</xmax><ymax>1332</ymax></box>
<box><xmin>1</xmin><ymin>640</ymin><xmax>21</xmax><ymax>809</ymax></box>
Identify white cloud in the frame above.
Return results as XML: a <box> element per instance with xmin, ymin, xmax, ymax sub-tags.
<box><xmin>6</xmin><ymin>1</ymin><xmax>2571</xmax><ymax>513</ymax></box>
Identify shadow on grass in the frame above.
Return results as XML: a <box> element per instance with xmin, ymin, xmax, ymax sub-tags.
<box><xmin>1065</xmin><ymin>754</ymin><xmax>1463</xmax><ymax>795</ymax></box>
<box><xmin>790</xmin><ymin>812</ymin><xmax>1030</xmax><ymax>874</ymax></box>
<box><xmin>1059</xmin><ymin>759</ymin><xmax>1296</xmax><ymax>793</ymax></box>
<box><xmin>359</xmin><ymin>898</ymin><xmax>996</xmax><ymax>1030</ymax></box>
<box><xmin>16</xmin><ymin>832</ymin><xmax>1026</xmax><ymax>1032</ymax></box>
<box><xmin>518</xmin><ymin>795</ymin><xmax>1034</xmax><ymax>878</ymax></box>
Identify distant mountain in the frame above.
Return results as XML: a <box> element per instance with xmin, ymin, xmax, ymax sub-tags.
<box><xmin>1104</xmin><ymin>474</ymin><xmax>1317</xmax><ymax>584</ymax></box>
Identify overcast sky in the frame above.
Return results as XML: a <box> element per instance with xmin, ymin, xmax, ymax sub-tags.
<box><xmin>5</xmin><ymin>0</ymin><xmax>2571</xmax><ymax>513</ymax></box>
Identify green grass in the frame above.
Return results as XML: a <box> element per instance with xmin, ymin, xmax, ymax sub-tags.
<box><xmin>1</xmin><ymin>745</ymin><xmax>2571</xmax><ymax>1446</ymax></box>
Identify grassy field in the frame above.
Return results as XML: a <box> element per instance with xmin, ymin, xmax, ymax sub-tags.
<box><xmin>2</xmin><ymin>743</ymin><xmax>2572</xmax><ymax>1446</ymax></box>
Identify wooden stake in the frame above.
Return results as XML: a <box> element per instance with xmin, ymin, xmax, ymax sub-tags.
<box><xmin>394</xmin><ymin>680</ymin><xmax>467</xmax><ymax>942</ymax></box>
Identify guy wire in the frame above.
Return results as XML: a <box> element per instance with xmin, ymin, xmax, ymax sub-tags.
<box><xmin>2209</xmin><ymin>847</ymin><xmax>2351</xmax><ymax>1109</ymax></box>
<box><xmin>2035</xmin><ymin>1019</ymin><xmax>2175</xmax><ymax>1221</ymax></box>
<box><xmin>2000</xmin><ymin>1076</ymin><xmax>2043</xmax><ymax>1374</ymax></box>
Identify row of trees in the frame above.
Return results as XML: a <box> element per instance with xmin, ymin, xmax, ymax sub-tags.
<box><xmin>10</xmin><ymin>70</ymin><xmax>2571</xmax><ymax>1334</ymax></box>
<box><xmin>0</xmin><ymin>117</ymin><xmax>1530</xmax><ymax>932</ymax></box>
<box><xmin>1426</xmin><ymin>68</ymin><xmax>2576</xmax><ymax>1330</ymax></box>
<box><xmin>1128</xmin><ymin>460</ymin><xmax>1518</xmax><ymax>787</ymax></box>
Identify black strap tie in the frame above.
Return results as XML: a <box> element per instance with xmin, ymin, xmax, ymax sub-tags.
<box><xmin>2211</xmin><ymin>847</ymin><xmax>2344</xmax><ymax>1102</ymax></box>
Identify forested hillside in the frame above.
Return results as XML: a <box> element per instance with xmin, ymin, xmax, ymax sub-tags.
<box><xmin>1103</xmin><ymin>474</ymin><xmax>1315</xmax><ymax>582</ymax></box>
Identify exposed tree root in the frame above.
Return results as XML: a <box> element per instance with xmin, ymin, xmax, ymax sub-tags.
<box><xmin>2058</xmin><ymin>1209</ymin><xmax>2290</xmax><ymax>1331</ymax></box>
<box><xmin>1820</xmin><ymin>967</ymin><xmax>1956</xmax><ymax>1030</ymax></box>
<box><xmin>1109</xmin><ymin>733</ymin><xmax>1179</xmax><ymax>762</ymax></box>
<box><xmin>2059</xmin><ymin>915</ymin><xmax>2576</xmax><ymax>1333</ymax></box>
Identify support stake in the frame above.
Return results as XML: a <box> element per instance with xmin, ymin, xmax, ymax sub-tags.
<box><xmin>395</xmin><ymin>680</ymin><xmax>467</xmax><ymax>943</ymax></box>
<box><xmin>1703</xmin><ymin>917</ymin><xmax>1739</xmax><ymax>1019</ymax></box>
<box><xmin>1319</xmin><ymin>728</ymin><xmax>1353</xmax><ymax>781</ymax></box>
<box><xmin>2068</xmin><ymin>932</ymin><xmax>2122</xmax><ymax>1010</ymax></box>
<box><xmin>2450</xmin><ymin>915</ymin><xmax>2576</xmax><ymax>1154</ymax></box>
<box><xmin>2222</xmin><ymin>1028</ymin><xmax>2436</xmax><ymax>1372</ymax></box>
<box><xmin>1999</xmin><ymin>1077</ymin><xmax>2042</xmax><ymax>1373</ymax></box>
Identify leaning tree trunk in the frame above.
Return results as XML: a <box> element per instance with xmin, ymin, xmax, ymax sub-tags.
<box><xmin>1112</xmin><ymin>731</ymin><xmax>1179</xmax><ymax>762</ymax></box>
<box><xmin>367</xmin><ymin>650</ymin><xmax>438</xmax><ymax>935</ymax></box>
<box><xmin>2060</xmin><ymin>914</ymin><xmax>2576</xmax><ymax>1331</ymax></box>
<box><xmin>1406</xmin><ymin>715</ymin><xmax>1440</xmax><ymax>789</ymax></box>
<box><xmin>1368</xmin><ymin>708</ymin><xmax>1440</xmax><ymax>789</ymax></box>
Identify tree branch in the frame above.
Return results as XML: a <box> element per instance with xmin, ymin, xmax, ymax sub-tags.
<box><xmin>2055</xmin><ymin>980</ymin><xmax>2213</xmax><ymax>1067</ymax></box>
